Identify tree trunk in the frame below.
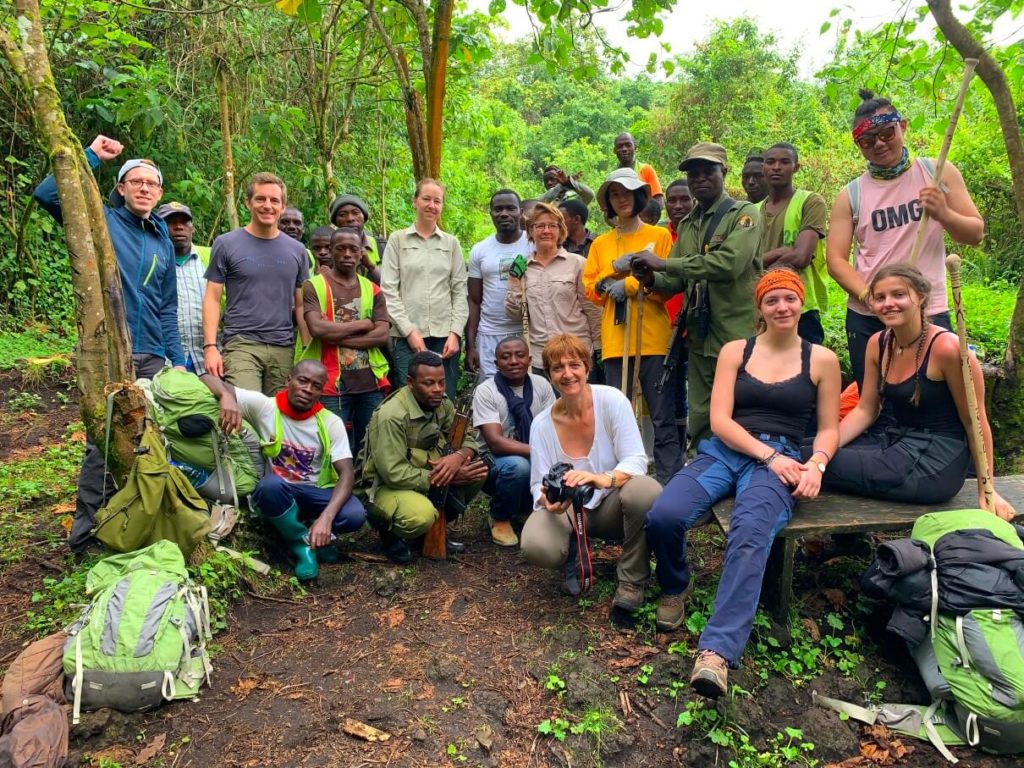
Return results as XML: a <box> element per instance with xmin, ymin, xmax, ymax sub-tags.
<box><xmin>425</xmin><ymin>0</ymin><xmax>453</xmax><ymax>179</ymax></box>
<box><xmin>216</xmin><ymin>51</ymin><xmax>239</xmax><ymax>230</ymax></box>
<box><xmin>2</xmin><ymin>0</ymin><xmax>147</xmax><ymax>480</ymax></box>
<box><xmin>927</xmin><ymin>0</ymin><xmax>1024</xmax><ymax>467</ymax></box>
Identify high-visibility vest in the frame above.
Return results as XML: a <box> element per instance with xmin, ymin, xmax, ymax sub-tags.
<box><xmin>260</xmin><ymin>408</ymin><xmax>336</xmax><ymax>488</ymax></box>
<box><xmin>295</xmin><ymin>273</ymin><xmax>391</xmax><ymax>393</ymax></box>
<box><xmin>758</xmin><ymin>190</ymin><xmax>829</xmax><ymax>314</ymax></box>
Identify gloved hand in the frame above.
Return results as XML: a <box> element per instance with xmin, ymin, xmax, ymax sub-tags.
<box><xmin>606</xmin><ymin>279</ymin><xmax>628</xmax><ymax>303</ymax></box>
<box><xmin>611</xmin><ymin>254</ymin><xmax>634</xmax><ymax>275</ymax></box>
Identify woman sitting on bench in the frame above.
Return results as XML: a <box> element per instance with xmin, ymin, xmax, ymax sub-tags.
<box><xmin>646</xmin><ymin>267</ymin><xmax>841</xmax><ymax>699</ymax></box>
<box><xmin>823</xmin><ymin>263</ymin><xmax>1015</xmax><ymax>519</ymax></box>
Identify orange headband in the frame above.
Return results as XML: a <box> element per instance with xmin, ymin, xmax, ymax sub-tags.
<box><xmin>755</xmin><ymin>270</ymin><xmax>805</xmax><ymax>306</ymax></box>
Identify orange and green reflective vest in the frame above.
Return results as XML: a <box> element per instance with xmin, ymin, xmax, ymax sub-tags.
<box><xmin>295</xmin><ymin>273</ymin><xmax>390</xmax><ymax>394</ymax></box>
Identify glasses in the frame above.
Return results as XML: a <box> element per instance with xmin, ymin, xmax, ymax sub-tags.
<box><xmin>533</xmin><ymin>222</ymin><xmax>560</xmax><ymax>231</ymax></box>
<box><xmin>122</xmin><ymin>179</ymin><xmax>162</xmax><ymax>190</ymax></box>
<box><xmin>854</xmin><ymin>124</ymin><xmax>898</xmax><ymax>150</ymax></box>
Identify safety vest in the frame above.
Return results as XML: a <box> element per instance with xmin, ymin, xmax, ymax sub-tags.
<box><xmin>365</xmin><ymin>236</ymin><xmax>380</xmax><ymax>267</ymax></box>
<box><xmin>759</xmin><ymin>190</ymin><xmax>829</xmax><ymax>314</ymax></box>
<box><xmin>261</xmin><ymin>409</ymin><xmax>336</xmax><ymax>488</ymax></box>
<box><xmin>295</xmin><ymin>273</ymin><xmax>391</xmax><ymax>393</ymax></box>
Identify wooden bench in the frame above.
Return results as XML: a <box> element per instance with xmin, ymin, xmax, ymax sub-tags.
<box><xmin>711</xmin><ymin>474</ymin><xmax>1024</xmax><ymax>618</ymax></box>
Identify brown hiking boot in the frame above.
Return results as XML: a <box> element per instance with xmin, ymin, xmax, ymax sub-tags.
<box><xmin>690</xmin><ymin>649</ymin><xmax>728</xmax><ymax>699</ymax></box>
<box><xmin>612</xmin><ymin>582</ymin><xmax>644</xmax><ymax>613</ymax></box>
<box><xmin>490</xmin><ymin>520</ymin><xmax>519</xmax><ymax>547</ymax></box>
<box><xmin>656</xmin><ymin>586</ymin><xmax>693</xmax><ymax>631</ymax></box>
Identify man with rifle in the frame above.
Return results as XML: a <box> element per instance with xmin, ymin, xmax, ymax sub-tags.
<box><xmin>631</xmin><ymin>143</ymin><xmax>761</xmax><ymax>449</ymax></box>
<box><xmin>359</xmin><ymin>351</ymin><xmax>489</xmax><ymax>564</ymax></box>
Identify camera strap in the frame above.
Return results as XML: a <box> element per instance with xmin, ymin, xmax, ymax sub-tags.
<box><xmin>567</xmin><ymin>497</ymin><xmax>593</xmax><ymax>593</ymax></box>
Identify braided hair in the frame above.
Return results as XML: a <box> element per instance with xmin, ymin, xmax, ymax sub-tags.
<box><xmin>872</xmin><ymin>264</ymin><xmax>932</xmax><ymax>406</ymax></box>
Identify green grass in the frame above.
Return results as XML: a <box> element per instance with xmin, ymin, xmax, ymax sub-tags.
<box><xmin>0</xmin><ymin>327</ymin><xmax>75</xmax><ymax>370</ymax></box>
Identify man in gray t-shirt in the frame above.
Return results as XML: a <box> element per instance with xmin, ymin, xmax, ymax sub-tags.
<box><xmin>203</xmin><ymin>173</ymin><xmax>308</xmax><ymax>395</ymax></box>
<box><xmin>472</xmin><ymin>337</ymin><xmax>555</xmax><ymax>546</ymax></box>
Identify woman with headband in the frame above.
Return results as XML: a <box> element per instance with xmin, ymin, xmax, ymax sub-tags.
<box><xmin>825</xmin><ymin>89</ymin><xmax>984</xmax><ymax>388</ymax></box>
<box><xmin>646</xmin><ymin>267</ymin><xmax>841</xmax><ymax>699</ymax></box>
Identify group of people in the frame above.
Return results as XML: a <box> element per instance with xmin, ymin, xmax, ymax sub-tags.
<box><xmin>34</xmin><ymin>89</ymin><xmax>1016</xmax><ymax>700</ymax></box>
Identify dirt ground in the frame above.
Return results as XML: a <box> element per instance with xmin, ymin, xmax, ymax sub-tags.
<box><xmin>0</xmin><ymin>370</ymin><xmax>1020</xmax><ymax>767</ymax></box>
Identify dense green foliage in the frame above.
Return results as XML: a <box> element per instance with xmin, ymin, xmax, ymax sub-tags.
<box><xmin>1</xmin><ymin>2</ymin><xmax>1021</xmax><ymax>333</ymax></box>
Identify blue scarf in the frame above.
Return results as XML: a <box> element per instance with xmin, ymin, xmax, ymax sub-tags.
<box><xmin>494</xmin><ymin>372</ymin><xmax>534</xmax><ymax>443</ymax></box>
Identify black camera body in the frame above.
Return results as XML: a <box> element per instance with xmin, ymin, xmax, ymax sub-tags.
<box><xmin>542</xmin><ymin>462</ymin><xmax>595</xmax><ymax>508</ymax></box>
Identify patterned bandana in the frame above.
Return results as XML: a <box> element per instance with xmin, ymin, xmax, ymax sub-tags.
<box><xmin>755</xmin><ymin>269</ymin><xmax>805</xmax><ymax>306</ymax></box>
<box><xmin>851</xmin><ymin>110</ymin><xmax>903</xmax><ymax>141</ymax></box>
<box><xmin>868</xmin><ymin>147</ymin><xmax>912</xmax><ymax>180</ymax></box>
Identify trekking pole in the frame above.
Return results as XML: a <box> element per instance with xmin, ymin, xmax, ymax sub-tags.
<box><xmin>946</xmin><ymin>254</ymin><xmax>996</xmax><ymax>513</ymax></box>
<box><xmin>909</xmin><ymin>58</ymin><xmax>978</xmax><ymax>266</ymax></box>
<box><xmin>521</xmin><ymin>274</ymin><xmax>531</xmax><ymax>363</ymax></box>
<box><xmin>631</xmin><ymin>290</ymin><xmax>644</xmax><ymax>419</ymax></box>
<box><xmin>621</xmin><ymin>297</ymin><xmax>632</xmax><ymax>396</ymax></box>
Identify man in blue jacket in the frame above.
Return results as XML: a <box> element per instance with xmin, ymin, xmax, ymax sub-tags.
<box><xmin>34</xmin><ymin>134</ymin><xmax>186</xmax><ymax>551</ymax></box>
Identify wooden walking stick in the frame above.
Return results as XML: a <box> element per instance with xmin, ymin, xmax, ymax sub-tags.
<box><xmin>909</xmin><ymin>58</ymin><xmax>979</xmax><ymax>266</ymax></box>
<box><xmin>945</xmin><ymin>254</ymin><xmax>995</xmax><ymax>512</ymax></box>
<box><xmin>621</xmin><ymin>297</ymin><xmax>632</xmax><ymax>396</ymax></box>
<box><xmin>631</xmin><ymin>290</ymin><xmax>644</xmax><ymax>419</ymax></box>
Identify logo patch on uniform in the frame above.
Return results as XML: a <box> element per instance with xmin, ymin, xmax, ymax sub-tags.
<box><xmin>737</xmin><ymin>214</ymin><xmax>754</xmax><ymax>229</ymax></box>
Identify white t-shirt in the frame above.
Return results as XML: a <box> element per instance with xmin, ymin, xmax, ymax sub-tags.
<box><xmin>528</xmin><ymin>385</ymin><xmax>649</xmax><ymax>510</ymax></box>
<box><xmin>472</xmin><ymin>374</ymin><xmax>556</xmax><ymax>443</ymax></box>
<box><xmin>236</xmin><ymin>389</ymin><xmax>351</xmax><ymax>485</ymax></box>
<box><xmin>468</xmin><ymin>232</ymin><xmax>529</xmax><ymax>337</ymax></box>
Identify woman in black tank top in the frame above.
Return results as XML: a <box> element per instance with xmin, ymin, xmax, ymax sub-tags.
<box><xmin>824</xmin><ymin>264</ymin><xmax>1014</xmax><ymax>519</ymax></box>
<box><xmin>647</xmin><ymin>268</ymin><xmax>841</xmax><ymax>699</ymax></box>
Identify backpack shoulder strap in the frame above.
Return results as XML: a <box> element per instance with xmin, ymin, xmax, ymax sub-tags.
<box><xmin>701</xmin><ymin>196</ymin><xmax>736</xmax><ymax>254</ymax></box>
<box><xmin>847</xmin><ymin>177</ymin><xmax>862</xmax><ymax>227</ymax></box>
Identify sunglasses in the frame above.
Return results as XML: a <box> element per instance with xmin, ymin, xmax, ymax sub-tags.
<box><xmin>854</xmin><ymin>124</ymin><xmax>899</xmax><ymax>150</ymax></box>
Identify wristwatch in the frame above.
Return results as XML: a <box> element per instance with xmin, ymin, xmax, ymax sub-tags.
<box><xmin>813</xmin><ymin>460</ymin><xmax>827</xmax><ymax>474</ymax></box>
<box><xmin>604</xmin><ymin>471</ymin><xmax>618</xmax><ymax>489</ymax></box>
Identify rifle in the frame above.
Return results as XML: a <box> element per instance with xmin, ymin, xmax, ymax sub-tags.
<box><xmin>657</xmin><ymin>313</ymin><xmax>685</xmax><ymax>394</ymax></box>
<box><xmin>422</xmin><ymin>389</ymin><xmax>474</xmax><ymax>560</ymax></box>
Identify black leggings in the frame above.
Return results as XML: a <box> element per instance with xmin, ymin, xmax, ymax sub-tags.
<box><xmin>808</xmin><ymin>429</ymin><xmax>970</xmax><ymax>504</ymax></box>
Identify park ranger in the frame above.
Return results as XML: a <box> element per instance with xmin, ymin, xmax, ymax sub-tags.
<box><xmin>631</xmin><ymin>142</ymin><xmax>761</xmax><ymax>448</ymax></box>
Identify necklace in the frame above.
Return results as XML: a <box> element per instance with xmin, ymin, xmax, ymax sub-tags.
<box><xmin>894</xmin><ymin>327</ymin><xmax>925</xmax><ymax>356</ymax></box>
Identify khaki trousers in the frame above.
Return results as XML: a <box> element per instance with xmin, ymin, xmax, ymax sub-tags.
<box><xmin>520</xmin><ymin>475</ymin><xmax>662</xmax><ymax>585</ymax></box>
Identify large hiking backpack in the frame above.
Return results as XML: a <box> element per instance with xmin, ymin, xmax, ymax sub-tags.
<box><xmin>149</xmin><ymin>368</ymin><xmax>265</xmax><ymax>504</ymax></box>
<box><xmin>817</xmin><ymin>510</ymin><xmax>1024</xmax><ymax>762</ymax></box>
<box><xmin>62</xmin><ymin>541</ymin><xmax>212</xmax><ymax>725</ymax></box>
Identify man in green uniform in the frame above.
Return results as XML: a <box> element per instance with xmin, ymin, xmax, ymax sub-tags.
<box><xmin>631</xmin><ymin>142</ymin><xmax>761</xmax><ymax>448</ymax></box>
<box><xmin>359</xmin><ymin>350</ymin><xmax>489</xmax><ymax>563</ymax></box>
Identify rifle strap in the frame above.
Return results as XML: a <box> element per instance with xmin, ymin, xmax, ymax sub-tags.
<box><xmin>567</xmin><ymin>498</ymin><xmax>594</xmax><ymax>593</ymax></box>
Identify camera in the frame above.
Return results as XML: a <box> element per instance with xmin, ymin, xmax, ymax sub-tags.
<box><xmin>542</xmin><ymin>462</ymin><xmax>595</xmax><ymax>508</ymax></box>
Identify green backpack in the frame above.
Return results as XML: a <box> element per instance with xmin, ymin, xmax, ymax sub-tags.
<box><xmin>149</xmin><ymin>368</ymin><xmax>265</xmax><ymax>503</ymax></box>
<box><xmin>817</xmin><ymin>510</ymin><xmax>1024</xmax><ymax>761</ymax></box>
<box><xmin>62</xmin><ymin>541</ymin><xmax>213</xmax><ymax>725</ymax></box>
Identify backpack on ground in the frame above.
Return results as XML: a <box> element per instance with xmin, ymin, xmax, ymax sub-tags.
<box><xmin>816</xmin><ymin>509</ymin><xmax>1024</xmax><ymax>762</ymax></box>
<box><xmin>62</xmin><ymin>540</ymin><xmax>212</xmax><ymax>725</ymax></box>
<box><xmin>149</xmin><ymin>368</ymin><xmax>265</xmax><ymax>505</ymax></box>
<box><xmin>92</xmin><ymin>426</ymin><xmax>212</xmax><ymax>557</ymax></box>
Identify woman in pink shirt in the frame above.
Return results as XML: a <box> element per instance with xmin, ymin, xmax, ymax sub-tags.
<box><xmin>825</xmin><ymin>89</ymin><xmax>983</xmax><ymax>387</ymax></box>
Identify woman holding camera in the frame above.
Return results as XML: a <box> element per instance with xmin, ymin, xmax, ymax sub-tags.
<box><xmin>646</xmin><ymin>268</ymin><xmax>840</xmax><ymax>699</ymax></box>
<box><xmin>520</xmin><ymin>334</ymin><xmax>662</xmax><ymax>612</ymax></box>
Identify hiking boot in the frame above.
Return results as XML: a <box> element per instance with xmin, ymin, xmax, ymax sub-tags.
<box><xmin>656</xmin><ymin>582</ymin><xmax>693</xmax><ymax>631</ymax></box>
<box><xmin>690</xmin><ymin>650</ymin><xmax>728</xmax><ymax>699</ymax></box>
<box><xmin>490</xmin><ymin>520</ymin><xmax>519</xmax><ymax>547</ymax></box>
<box><xmin>265</xmin><ymin>503</ymin><xmax>318</xmax><ymax>581</ymax></box>
<box><xmin>612</xmin><ymin>582</ymin><xmax>645</xmax><ymax>613</ymax></box>
<box><xmin>446</xmin><ymin>539</ymin><xmax>467</xmax><ymax>555</ymax></box>
<box><xmin>379</xmin><ymin>528</ymin><xmax>413</xmax><ymax>565</ymax></box>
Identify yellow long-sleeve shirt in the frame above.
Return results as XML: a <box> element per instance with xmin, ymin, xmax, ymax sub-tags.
<box><xmin>582</xmin><ymin>224</ymin><xmax>674</xmax><ymax>360</ymax></box>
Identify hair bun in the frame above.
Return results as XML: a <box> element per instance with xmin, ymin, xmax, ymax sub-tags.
<box><xmin>858</xmin><ymin>87</ymin><xmax>875</xmax><ymax>101</ymax></box>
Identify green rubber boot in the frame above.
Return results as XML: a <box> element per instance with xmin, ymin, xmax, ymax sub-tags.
<box><xmin>265</xmin><ymin>502</ymin><xmax>318</xmax><ymax>580</ymax></box>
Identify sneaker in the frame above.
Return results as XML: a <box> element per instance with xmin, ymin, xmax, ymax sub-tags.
<box><xmin>612</xmin><ymin>582</ymin><xmax>644</xmax><ymax>613</ymax></box>
<box><xmin>490</xmin><ymin>520</ymin><xmax>519</xmax><ymax>547</ymax></box>
<box><xmin>656</xmin><ymin>582</ymin><xmax>693</xmax><ymax>631</ymax></box>
<box><xmin>690</xmin><ymin>650</ymin><xmax>728</xmax><ymax>699</ymax></box>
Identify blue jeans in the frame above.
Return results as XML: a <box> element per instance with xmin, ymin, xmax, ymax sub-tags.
<box><xmin>646</xmin><ymin>435</ymin><xmax>796</xmax><ymax>665</ymax></box>
<box><xmin>252</xmin><ymin>474</ymin><xmax>367</xmax><ymax>532</ymax></box>
<box><xmin>321</xmin><ymin>391</ymin><xmax>384</xmax><ymax>461</ymax></box>
<box><xmin>482</xmin><ymin>455</ymin><xmax>531</xmax><ymax>522</ymax></box>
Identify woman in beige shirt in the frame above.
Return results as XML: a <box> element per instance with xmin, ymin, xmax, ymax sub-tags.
<box><xmin>504</xmin><ymin>203</ymin><xmax>602</xmax><ymax>375</ymax></box>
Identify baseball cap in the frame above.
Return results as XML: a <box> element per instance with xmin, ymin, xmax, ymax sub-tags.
<box><xmin>116</xmin><ymin>158</ymin><xmax>163</xmax><ymax>186</ymax></box>
<box><xmin>157</xmin><ymin>202</ymin><xmax>192</xmax><ymax>220</ymax></box>
<box><xmin>678</xmin><ymin>143</ymin><xmax>728</xmax><ymax>172</ymax></box>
